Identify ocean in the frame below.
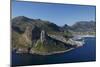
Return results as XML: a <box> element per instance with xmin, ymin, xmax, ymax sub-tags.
<box><xmin>12</xmin><ymin>37</ymin><xmax>96</xmax><ymax>66</ymax></box>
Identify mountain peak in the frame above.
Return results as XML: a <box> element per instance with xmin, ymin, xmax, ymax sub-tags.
<box><xmin>14</xmin><ymin>16</ymin><xmax>29</xmax><ymax>19</ymax></box>
<box><xmin>12</xmin><ymin>16</ymin><xmax>34</xmax><ymax>23</ymax></box>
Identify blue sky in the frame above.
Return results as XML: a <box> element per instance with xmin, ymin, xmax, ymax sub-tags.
<box><xmin>12</xmin><ymin>1</ymin><xmax>96</xmax><ymax>26</ymax></box>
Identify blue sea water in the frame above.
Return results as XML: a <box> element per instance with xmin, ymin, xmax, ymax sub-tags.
<box><xmin>12</xmin><ymin>37</ymin><xmax>96</xmax><ymax>66</ymax></box>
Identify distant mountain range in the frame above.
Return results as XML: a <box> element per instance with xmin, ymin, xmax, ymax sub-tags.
<box><xmin>71</xmin><ymin>21</ymin><xmax>96</xmax><ymax>32</ymax></box>
<box><xmin>12</xmin><ymin>16</ymin><xmax>96</xmax><ymax>55</ymax></box>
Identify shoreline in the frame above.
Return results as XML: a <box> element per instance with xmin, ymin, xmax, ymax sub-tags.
<box><xmin>31</xmin><ymin>48</ymin><xmax>75</xmax><ymax>55</ymax></box>
<box><xmin>12</xmin><ymin>35</ymin><xmax>96</xmax><ymax>56</ymax></box>
<box><xmin>73</xmin><ymin>35</ymin><xmax>95</xmax><ymax>38</ymax></box>
<box><xmin>14</xmin><ymin>48</ymin><xmax>77</xmax><ymax>56</ymax></box>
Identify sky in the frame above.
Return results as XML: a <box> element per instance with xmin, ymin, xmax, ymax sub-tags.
<box><xmin>12</xmin><ymin>0</ymin><xmax>96</xmax><ymax>26</ymax></box>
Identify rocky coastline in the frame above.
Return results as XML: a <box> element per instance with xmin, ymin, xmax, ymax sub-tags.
<box><xmin>13</xmin><ymin>30</ymin><xmax>84</xmax><ymax>55</ymax></box>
